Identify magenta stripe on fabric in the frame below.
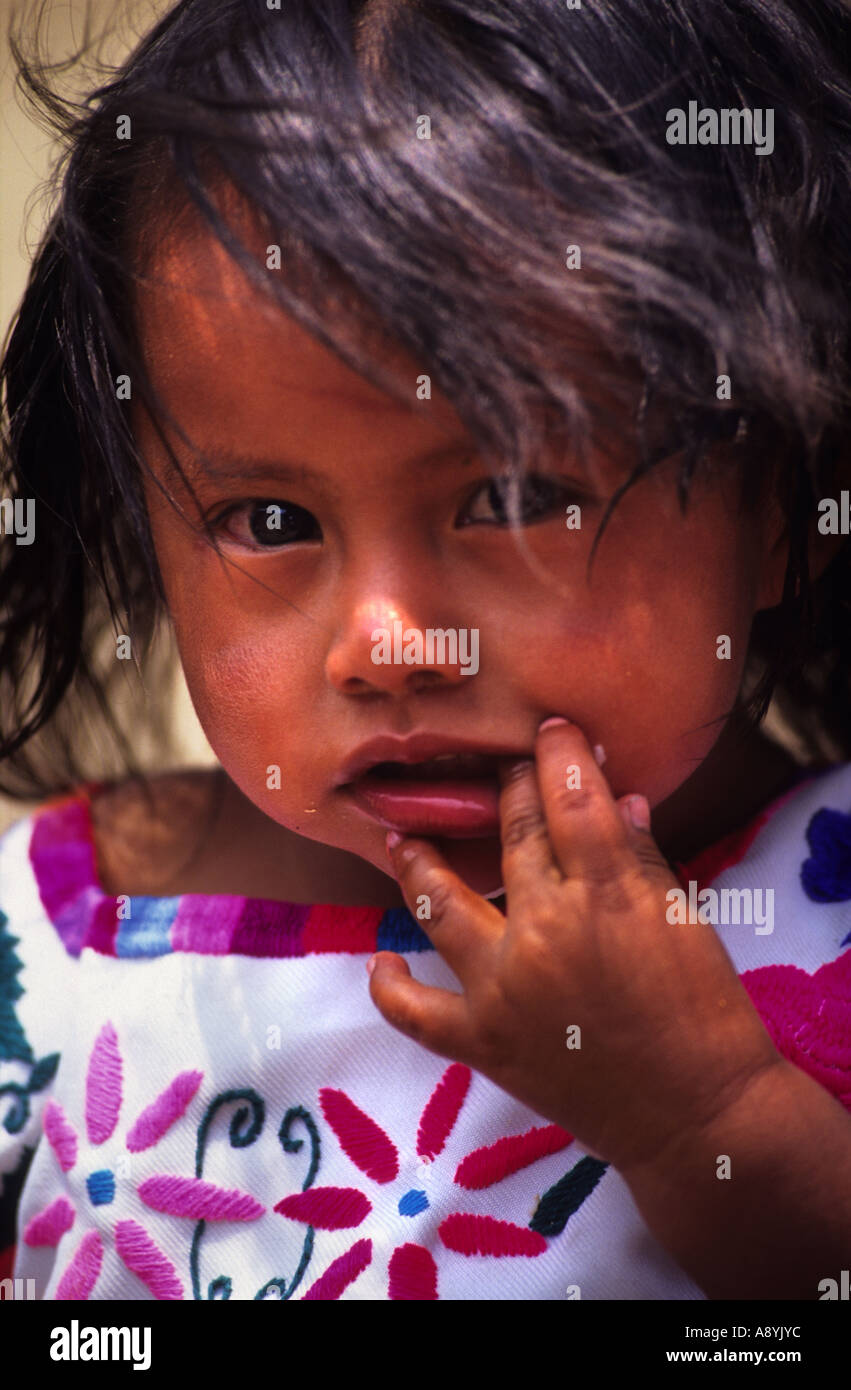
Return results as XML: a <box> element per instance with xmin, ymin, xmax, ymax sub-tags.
<box><xmin>170</xmin><ymin>895</ymin><xmax>246</xmax><ymax>954</ymax></box>
<box><xmin>229</xmin><ymin>898</ymin><xmax>311</xmax><ymax>957</ymax></box>
<box><xmin>86</xmin><ymin>894</ymin><xmax>120</xmax><ymax>955</ymax></box>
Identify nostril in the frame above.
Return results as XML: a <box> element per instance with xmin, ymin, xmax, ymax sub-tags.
<box><xmin>409</xmin><ymin>669</ymin><xmax>446</xmax><ymax>691</ymax></box>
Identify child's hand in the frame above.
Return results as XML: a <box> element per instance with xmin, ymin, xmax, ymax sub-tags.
<box><xmin>368</xmin><ymin>717</ymin><xmax>781</xmax><ymax>1174</ymax></box>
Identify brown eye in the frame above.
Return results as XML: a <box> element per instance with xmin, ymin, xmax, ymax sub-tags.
<box><xmin>458</xmin><ymin>474</ymin><xmax>576</xmax><ymax>526</ymax></box>
<box><xmin>216</xmin><ymin>500</ymin><xmax>322</xmax><ymax>549</ymax></box>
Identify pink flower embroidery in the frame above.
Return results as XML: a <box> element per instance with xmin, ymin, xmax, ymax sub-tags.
<box><xmin>24</xmin><ymin>1022</ymin><xmax>264</xmax><ymax>1300</ymax></box>
<box><xmin>742</xmin><ymin>949</ymin><xmax>851</xmax><ymax>1110</ymax></box>
<box><xmin>274</xmin><ymin>1063</ymin><xmax>574</xmax><ymax>1299</ymax></box>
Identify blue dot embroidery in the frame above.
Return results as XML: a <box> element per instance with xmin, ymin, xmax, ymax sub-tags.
<box><xmin>86</xmin><ymin>1169</ymin><xmax>116</xmax><ymax>1206</ymax></box>
<box><xmin>801</xmin><ymin>807</ymin><xmax>851</xmax><ymax>905</ymax></box>
<box><xmin>398</xmin><ymin>1188</ymin><xmax>429</xmax><ymax>1217</ymax></box>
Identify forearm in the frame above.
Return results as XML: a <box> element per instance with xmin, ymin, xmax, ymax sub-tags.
<box><xmin>621</xmin><ymin>1058</ymin><xmax>851</xmax><ymax>1299</ymax></box>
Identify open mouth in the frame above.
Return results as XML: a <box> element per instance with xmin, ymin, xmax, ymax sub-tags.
<box><xmin>359</xmin><ymin>753</ymin><xmax>502</xmax><ymax>782</ymax></box>
<box><xmin>344</xmin><ymin>753</ymin><xmax>504</xmax><ymax>836</ymax></box>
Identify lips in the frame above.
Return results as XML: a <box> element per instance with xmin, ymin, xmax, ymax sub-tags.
<box><xmin>346</xmin><ymin>774</ymin><xmax>503</xmax><ymax>837</ymax></box>
<box><xmin>337</xmin><ymin>737</ymin><xmax>524</xmax><ymax>837</ymax></box>
<box><xmin>335</xmin><ymin>733</ymin><xmax>528</xmax><ymax>787</ymax></box>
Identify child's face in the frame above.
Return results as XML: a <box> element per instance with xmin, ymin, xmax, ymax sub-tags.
<box><xmin>133</xmin><ymin>206</ymin><xmax>788</xmax><ymax>896</ymax></box>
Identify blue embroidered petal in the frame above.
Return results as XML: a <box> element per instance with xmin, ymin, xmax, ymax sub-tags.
<box><xmin>800</xmin><ymin>808</ymin><xmax>851</xmax><ymax>903</ymax></box>
<box><xmin>398</xmin><ymin>1188</ymin><xmax>429</xmax><ymax>1217</ymax></box>
<box><xmin>86</xmin><ymin>1169</ymin><xmax>116</xmax><ymax>1206</ymax></box>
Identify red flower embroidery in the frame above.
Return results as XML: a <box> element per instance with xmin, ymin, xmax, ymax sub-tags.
<box><xmin>274</xmin><ymin>1063</ymin><xmax>574</xmax><ymax>1299</ymax></box>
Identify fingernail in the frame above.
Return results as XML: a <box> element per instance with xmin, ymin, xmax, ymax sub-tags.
<box><xmin>366</xmin><ymin>954</ymin><xmax>378</xmax><ymax>976</ymax></box>
<box><xmin>538</xmin><ymin>716</ymin><xmax>570</xmax><ymax>732</ymax></box>
<box><xmin>627</xmin><ymin>795</ymin><xmax>651</xmax><ymax>831</ymax></box>
<box><xmin>386</xmin><ymin>830</ymin><xmax>419</xmax><ymax>867</ymax></box>
<box><xmin>592</xmin><ymin>743</ymin><xmax>606</xmax><ymax>767</ymax></box>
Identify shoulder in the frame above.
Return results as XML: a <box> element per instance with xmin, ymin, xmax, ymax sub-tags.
<box><xmin>89</xmin><ymin>768</ymin><xmax>219</xmax><ymax>836</ymax></box>
<box><xmin>677</xmin><ymin>759</ymin><xmax>851</xmax><ymax>975</ymax></box>
<box><xmin>736</xmin><ymin>761</ymin><xmax>851</xmax><ymax>1112</ymax></box>
<box><xmin>755</xmin><ymin>758</ymin><xmax>851</xmax><ymax>884</ymax></box>
<box><xmin>0</xmin><ymin>768</ymin><xmax>223</xmax><ymax>901</ymax></box>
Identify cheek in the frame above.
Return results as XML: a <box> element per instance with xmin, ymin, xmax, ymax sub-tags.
<box><xmin>145</xmin><ymin>505</ymin><xmax>309</xmax><ymax>759</ymax></box>
<box><xmin>181</xmin><ymin>629</ymin><xmax>308</xmax><ymax>755</ymax></box>
<box><xmin>177</xmin><ymin>627</ymin><xmax>328</xmax><ymax>824</ymax></box>
<box><xmin>142</xmin><ymin>514</ymin><xmax>336</xmax><ymax>826</ymax></box>
<box><xmin>526</xmin><ymin>496</ymin><xmax>758</xmax><ymax>802</ymax></box>
<box><xmin>536</xmin><ymin>513</ymin><xmax>753</xmax><ymax>683</ymax></box>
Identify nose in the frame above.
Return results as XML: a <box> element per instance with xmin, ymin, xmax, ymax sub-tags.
<box><xmin>325</xmin><ymin>597</ymin><xmax>479</xmax><ymax>695</ymax></box>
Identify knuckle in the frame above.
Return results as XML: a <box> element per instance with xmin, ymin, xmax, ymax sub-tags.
<box><xmin>501</xmin><ymin>807</ymin><xmax>549</xmax><ymax>850</ymax></box>
<box><xmin>630</xmin><ymin>842</ymin><xmax>668</xmax><ymax>876</ymax></box>
<box><xmin>552</xmin><ymin>786</ymin><xmax>620</xmax><ymax>843</ymax></box>
<box><xmin>515</xmin><ymin>931</ymin><xmax>560</xmax><ymax>984</ymax></box>
<box><xmin>419</xmin><ymin>870</ymin><xmax>454</xmax><ymax>921</ymax></box>
<box><xmin>594</xmin><ymin>874</ymin><xmax>636</xmax><ymax>915</ymax></box>
<box><xmin>551</xmin><ymin>784</ymin><xmax>596</xmax><ymax>819</ymax></box>
<box><xmin>382</xmin><ymin>992</ymin><xmax>428</xmax><ymax>1044</ymax></box>
<box><xmin>499</xmin><ymin>759</ymin><xmax>534</xmax><ymax>790</ymax></box>
<box><xmin>502</xmin><ymin>862</ymin><xmax>563</xmax><ymax>900</ymax></box>
<box><xmin>468</xmin><ymin>992</ymin><xmax>511</xmax><ymax>1068</ymax></box>
<box><xmin>589</xmin><ymin>861</ymin><xmax>655</xmax><ymax>915</ymax></box>
<box><xmin>627</xmin><ymin>865</ymin><xmax>669</xmax><ymax>910</ymax></box>
<box><xmin>499</xmin><ymin>923</ymin><xmax>561</xmax><ymax>1002</ymax></box>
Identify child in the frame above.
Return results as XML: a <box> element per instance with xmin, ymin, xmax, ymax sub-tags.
<box><xmin>1</xmin><ymin>0</ymin><xmax>851</xmax><ymax>1301</ymax></box>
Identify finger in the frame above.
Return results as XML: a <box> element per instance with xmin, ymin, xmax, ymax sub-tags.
<box><xmin>616</xmin><ymin>794</ymin><xmax>674</xmax><ymax>880</ymax></box>
<box><xmin>366</xmin><ymin>951</ymin><xmax>476</xmax><ymax>1064</ymax></box>
<box><xmin>496</xmin><ymin>756</ymin><xmax>563</xmax><ymax>900</ymax></box>
<box><xmin>385</xmin><ymin>832</ymin><xmax>502</xmax><ymax>977</ymax></box>
<box><xmin>535</xmin><ymin>717</ymin><xmax>632</xmax><ymax>882</ymax></box>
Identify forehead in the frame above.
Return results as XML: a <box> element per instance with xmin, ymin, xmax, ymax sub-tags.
<box><xmin>129</xmin><ymin>183</ymin><xmax>674</xmax><ymax>493</ymax></box>
<box><xmin>131</xmin><ymin>186</ymin><xmax>463</xmax><ymax>454</ymax></box>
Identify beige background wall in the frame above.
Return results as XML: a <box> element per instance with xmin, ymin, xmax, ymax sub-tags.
<box><xmin>0</xmin><ymin>0</ymin><xmax>216</xmax><ymax>834</ymax></box>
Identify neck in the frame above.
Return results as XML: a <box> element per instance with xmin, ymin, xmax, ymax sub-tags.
<box><xmin>651</xmin><ymin>708</ymin><xmax>801</xmax><ymax>867</ymax></box>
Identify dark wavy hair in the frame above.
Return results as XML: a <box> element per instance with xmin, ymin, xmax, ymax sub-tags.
<box><xmin>2</xmin><ymin>0</ymin><xmax>851</xmax><ymax>800</ymax></box>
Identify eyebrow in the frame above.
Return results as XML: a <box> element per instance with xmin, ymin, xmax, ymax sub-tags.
<box><xmin>178</xmin><ymin>440</ymin><xmax>478</xmax><ymax>494</ymax></box>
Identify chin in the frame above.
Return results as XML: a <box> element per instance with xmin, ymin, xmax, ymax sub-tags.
<box><xmin>431</xmin><ymin>834</ymin><xmax>505</xmax><ymax>899</ymax></box>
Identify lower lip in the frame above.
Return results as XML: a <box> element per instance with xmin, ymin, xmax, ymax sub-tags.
<box><xmin>343</xmin><ymin>775</ymin><xmax>501</xmax><ymax>836</ymax></box>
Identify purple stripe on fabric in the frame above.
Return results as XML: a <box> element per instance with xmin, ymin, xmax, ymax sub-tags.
<box><xmin>170</xmin><ymin>895</ymin><xmax>246</xmax><ymax>955</ymax></box>
<box><xmin>30</xmin><ymin>800</ymin><xmax>99</xmax><ymax>920</ymax></box>
<box><xmin>229</xmin><ymin>898</ymin><xmax>311</xmax><ymax>958</ymax></box>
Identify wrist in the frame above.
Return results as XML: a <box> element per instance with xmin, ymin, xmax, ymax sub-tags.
<box><xmin>620</xmin><ymin>1050</ymin><xmax>792</xmax><ymax>1194</ymax></box>
<box><xmin>618</xmin><ymin>1057</ymin><xmax>851</xmax><ymax>1299</ymax></box>
<box><xmin>608</xmin><ymin>1008</ymin><xmax>783</xmax><ymax>1176</ymax></box>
